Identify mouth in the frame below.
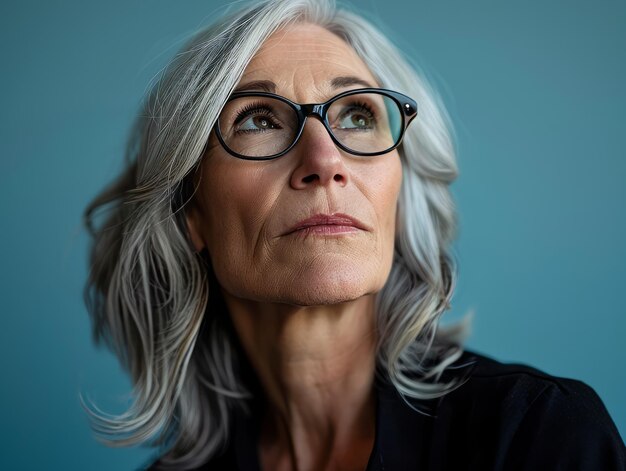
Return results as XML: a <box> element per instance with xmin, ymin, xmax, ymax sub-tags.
<box><xmin>283</xmin><ymin>213</ymin><xmax>368</xmax><ymax>237</ymax></box>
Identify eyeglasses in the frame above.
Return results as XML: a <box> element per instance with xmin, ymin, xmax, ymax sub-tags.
<box><xmin>214</xmin><ymin>88</ymin><xmax>418</xmax><ymax>160</ymax></box>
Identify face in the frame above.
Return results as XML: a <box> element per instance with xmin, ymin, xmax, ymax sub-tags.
<box><xmin>187</xmin><ymin>23</ymin><xmax>403</xmax><ymax>306</ymax></box>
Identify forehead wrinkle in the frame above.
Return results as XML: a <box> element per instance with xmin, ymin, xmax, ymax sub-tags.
<box><xmin>241</xmin><ymin>52</ymin><xmax>375</xmax><ymax>85</ymax></box>
<box><xmin>261</xmin><ymin>23</ymin><xmax>347</xmax><ymax>49</ymax></box>
<box><xmin>261</xmin><ymin>42</ymin><xmax>355</xmax><ymax>57</ymax></box>
<box><xmin>251</xmin><ymin>24</ymin><xmax>364</xmax><ymax>68</ymax></box>
<box><xmin>237</xmin><ymin>24</ymin><xmax>378</xmax><ymax>101</ymax></box>
<box><xmin>255</xmin><ymin>40</ymin><xmax>363</xmax><ymax>67</ymax></box>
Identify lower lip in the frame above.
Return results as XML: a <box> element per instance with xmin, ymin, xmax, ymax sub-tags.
<box><xmin>291</xmin><ymin>225</ymin><xmax>361</xmax><ymax>236</ymax></box>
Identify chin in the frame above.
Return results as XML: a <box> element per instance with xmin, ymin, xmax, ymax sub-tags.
<box><xmin>216</xmin><ymin>253</ymin><xmax>394</xmax><ymax>307</ymax></box>
<box><xmin>268</xmin><ymin>261</ymin><xmax>389</xmax><ymax>306</ymax></box>
<box><xmin>285</xmin><ymin>286</ymin><xmax>369</xmax><ymax>307</ymax></box>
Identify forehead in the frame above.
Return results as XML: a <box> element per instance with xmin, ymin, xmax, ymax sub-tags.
<box><xmin>238</xmin><ymin>23</ymin><xmax>380</xmax><ymax>101</ymax></box>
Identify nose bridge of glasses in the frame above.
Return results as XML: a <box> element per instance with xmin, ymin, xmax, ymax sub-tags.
<box><xmin>299</xmin><ymin>103</ymin><xmax>326</xmax><ymax>120</ymax></box>
<box><xmin>296</xmin><ymin>102</ymin><xmax>338</xmax><ymax>146</ymax></box>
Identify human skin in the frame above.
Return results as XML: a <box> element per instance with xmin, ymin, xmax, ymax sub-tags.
<box><xmin>186</xmin><ymin>23</ymin><xmax>403</xmax><ymax>471</ymax></box>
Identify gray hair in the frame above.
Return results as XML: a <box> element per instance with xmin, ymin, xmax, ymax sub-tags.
<box><xmin>83</xmin><ymin>0</ymin><xmax>470</xmax><ymax>468</ymax></box>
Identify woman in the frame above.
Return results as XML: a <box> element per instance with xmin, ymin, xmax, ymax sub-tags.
<box><xmin>83</xmin><ymin>0</ymin><xmax>625</xmax><ymax>469</ymax></box>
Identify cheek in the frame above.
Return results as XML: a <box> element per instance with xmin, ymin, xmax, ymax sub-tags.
<box><xmin>386</xmin><ymin>157</ymin><xmax>403</xmax><ymax>225</ymax></box>
<box><xmin>384</xmin><ymin>159</ymin><xmax>403</xmax><ymax>258</ymax></box>
<box><xmin>377</xmin><ymin>158</ymin><xmax>402</xmax><ymax>285</ymax></box>
<box><xmin>365</xmin><ymin>154</ymin><xmax>403</xmax><ymax>240</ymax></box>
<box><xmin>350</xmin><ymin>154</ymin><xmax>402</xmax><ymax>287</ymax></box>
<box><xmin>195</xmin><ymin>158</ymin><xmax>283</xmax><ymax>281</ymax></box>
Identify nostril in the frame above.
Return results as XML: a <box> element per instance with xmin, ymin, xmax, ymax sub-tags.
<box><xmin>303</xmin><ymin>174</ymin><xmax>318</xmax><ymax>183</ymax></box>
<box><xmin>333</xmin><ymin>174</ymin><xmax>343</xmax><ymax>182</ymax></box>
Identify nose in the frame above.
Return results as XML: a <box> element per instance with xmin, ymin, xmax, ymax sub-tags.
<box><xmin>289</xmin><ymin>117</ymin><xmax>349</xmax><ymax>190</ymax></box>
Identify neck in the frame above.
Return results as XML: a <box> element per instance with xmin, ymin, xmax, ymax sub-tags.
<box><xmin>224</xmin><ymin>292</ymin><xmax>378</xmax><ymax>471</ymax></box>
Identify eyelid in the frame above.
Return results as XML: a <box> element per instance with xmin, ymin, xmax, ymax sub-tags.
<box><xmin>233</xmin><ymin>104</ymin><xmax>275</xmax><ymax>125</ymax></box>
<box><xmin>342</xmin><ymin>101</ymin><xmax>375</xmax><ymax>113</ymax></box>
<box><xmin>332</xmin><ymin>101</ymin><xmax>376</xmax><ymax>121</ymax></box>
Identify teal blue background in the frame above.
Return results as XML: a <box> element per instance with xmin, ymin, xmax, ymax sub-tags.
<box><xmin>1</xmin><ymin>1</ymin><xmax>624</xmax><ymax>469</ymax></box>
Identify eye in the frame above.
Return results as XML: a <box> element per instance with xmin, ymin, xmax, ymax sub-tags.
<box><xmin>336</xmin><ymin>103</ymin><xmax>376</xmax><ymax>130</ymax></box>
<box><xmin>233</xmin><ymin>105</ymin><xmax>282</xmax><ymax>133</ymax></box>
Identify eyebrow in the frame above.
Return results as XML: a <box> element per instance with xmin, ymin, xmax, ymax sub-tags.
<box><xmin>232</xmin><ymin>75</ymin><xmax>376</xmax><ymax>94</ymax></box>
<box><xmin>330</xmin><ymin>75</ymin><xmax>376</xmax><ymax>89</ymax></box>
<box><xmin>233</xmin><ymin>80</ymin><xmax>276</xmax><ymax>93</ymax></box>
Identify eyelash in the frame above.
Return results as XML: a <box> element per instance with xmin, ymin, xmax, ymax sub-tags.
<box><xmin>338</xmin><ymin>101</ymin><xmax>376</xmax><ymax>122</ymax></box>
<box><xmin>233</xmin><ymin>102</ymin><xmax>279</xmax><ymax>131</ymax></box>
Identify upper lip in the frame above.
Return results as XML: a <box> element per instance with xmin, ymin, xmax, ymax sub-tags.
<box><xmin>283</xmin><ymin>213</ymin><xmax>368</xmax><ymax>235</ymax></box>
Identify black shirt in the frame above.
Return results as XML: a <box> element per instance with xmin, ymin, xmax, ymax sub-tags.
<box><xmin>148</xmin><ymin>349</ymin><xmax>626</xmax><ymax>470</ymax></box>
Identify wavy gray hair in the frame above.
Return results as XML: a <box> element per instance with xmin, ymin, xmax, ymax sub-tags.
<box><xmin>83</xmin><ymin>0</ymin><xmax>470</xmax><ymax>468</ymax></box>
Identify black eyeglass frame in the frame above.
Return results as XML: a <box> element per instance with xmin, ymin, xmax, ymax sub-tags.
<box><xmin>214</xmin><ymin>87</ymin><xmax>418</xmax><ymax>161</ymax></box>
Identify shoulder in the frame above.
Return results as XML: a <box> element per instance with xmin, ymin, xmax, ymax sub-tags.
<box><xmin>448</xmin><ymin>348</ymin><xmax>606</xmax><ymax>414</ymax></box>
<box><xmin>431</xmin><ymin>349</ymin><xmax>626</xmax><ymax>469</ymax></box>
<box><xmin>449</xmin><ymin>349</ymin><xmax>616</xmax><ymax>423</ymax></box>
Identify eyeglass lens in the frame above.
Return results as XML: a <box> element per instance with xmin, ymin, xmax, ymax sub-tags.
<box><xmin>218</xmin><ymin>92</ymin><xmax>403</xmax><ymax>158</ymax></box>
